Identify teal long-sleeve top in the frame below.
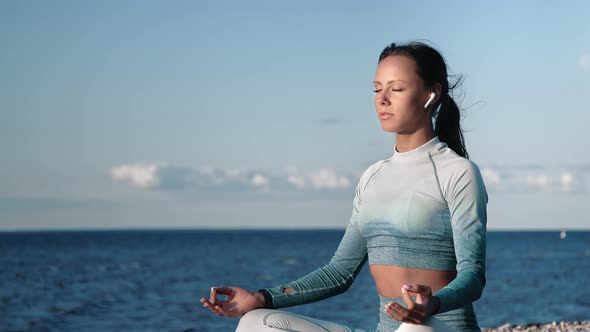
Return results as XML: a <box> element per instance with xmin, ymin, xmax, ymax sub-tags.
<box><xmin>258</xmin><ymin>136</ymin><xmax>488</xmax><ymax>314</ymax></box>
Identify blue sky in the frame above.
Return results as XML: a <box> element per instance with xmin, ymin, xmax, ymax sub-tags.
<box><xmin>1</xmin><ymin>1</ymin><xmax>589</xmax><ymax>230</ymax></box>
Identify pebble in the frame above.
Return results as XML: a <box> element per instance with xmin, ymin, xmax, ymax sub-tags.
<box><xmin>482</xmin><ymin>321</ymin><xmax>589</xmax><ymax>332</ymax></box>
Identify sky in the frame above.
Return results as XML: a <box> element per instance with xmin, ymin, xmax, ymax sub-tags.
<box><xmin>1</xmin><ymin>1</ymin><xmax>589</xmax><ymax>231</ymax></box>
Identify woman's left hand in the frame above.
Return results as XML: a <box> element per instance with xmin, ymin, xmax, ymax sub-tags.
<box><xmin>384</xmin><ymin>284</ymin><xmax>440</xmax><ymax>324</ymax></box>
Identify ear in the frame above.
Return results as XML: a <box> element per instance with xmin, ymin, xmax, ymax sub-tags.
<box><xmin>432</xmin><ymin>83</ymin><xmax>442</xmax><ymax>104</ymax></box>
<box><xmin>424</xmin><ymin>83</ymin><xmax>443</xmax><ymax>110</ymax></box>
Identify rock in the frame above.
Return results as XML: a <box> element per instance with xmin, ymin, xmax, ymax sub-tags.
<box><xmin>481</xmin><ymin>321</ymin><xmax>590</xmax><ymax>332</ymax></box>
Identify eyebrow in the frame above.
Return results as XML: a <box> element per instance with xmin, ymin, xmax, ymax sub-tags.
<box><xmin>373</xmin><ymin>80</ymin><xmax>407</xmax><ymax>85</ymax></box>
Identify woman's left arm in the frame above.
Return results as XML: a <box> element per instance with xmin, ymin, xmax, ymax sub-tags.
<box><xmin>432</xmin><ymin>160</ymin><xmax>488</xmax><ymax>314</ymax></box>
<box><xmin>385</xmin><ymin>160</ymin><xmax>488</xmax><ymax>323</ymax></box>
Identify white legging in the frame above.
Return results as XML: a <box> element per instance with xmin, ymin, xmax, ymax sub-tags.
<box><xmin>235</xmin><ymin>309</ymin><xmax>457</xmax><ymax>332</ymax></box>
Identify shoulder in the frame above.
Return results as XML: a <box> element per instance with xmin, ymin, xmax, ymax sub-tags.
<box><xmin>433</xmin><ymin>146</ymin><xmax>484</xmax><ymax>179</ymax></box>
<box><xmin>355</xmin><ymin>158</ymin><xmax>390</xmax><ymax>193</ymax></box>
<box><xmin>432</xmin><ymin>147</ymin><xmax>487</xmax><ymax>199</ymax></box>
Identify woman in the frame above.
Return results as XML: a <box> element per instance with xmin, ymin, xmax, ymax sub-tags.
<box><xmin>200</xmin><ymin>41</ymin><xmax>488</xmax><ymax>332</ymax></box>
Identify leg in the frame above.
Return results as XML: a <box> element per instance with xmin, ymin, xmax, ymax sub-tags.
<box><xmin>236</xmin><ymin>309</ymin><xmax>366</xmax><ymax>332</ymax></box>
<box><xmin>378</xmin><ymin>296</ymin><xmax>460</xmax><ymax>332</ymax></box>
<box><xmin>395</xmin><ymin>318</ymin><xmax>457</xmax><ymax>332</ymax></box>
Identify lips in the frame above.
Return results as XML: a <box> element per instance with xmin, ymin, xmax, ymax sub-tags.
<box><xmin>379</xmin><ymin>112</ymin><xmax>393</xmax><ymax>120</ymax></box>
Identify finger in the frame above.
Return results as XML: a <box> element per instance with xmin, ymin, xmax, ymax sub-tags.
<box><xmin>401</xmin><ymin>286</ymin><xmax>416</xmax><ymax>310</ymax></box>
<box><xmin>403</xmin><ymin>284</ymin><xmax>432</xmax><ymax>295</ymax></box>
<box><xmin>385</xmin><ymin>302</ymin><xmax>422</xmax><ymax>324</ymax></box>
<box><xmin>404</xmin><ymin>284</ymin><xmax>432</xmax><ymax>306</ymax></box>
<box><xmin>201</xmin><ymin>299</ymin><xmax>223</xmax><ymax>316</ymax></box>
<box><xmin>210</xmin><ymin>287</ymin><xmax>217</xmax><ymax>304</ymax></box>
<box><xmin>215</xmin><ymin>302</ymin><xmax>236</xmax><ymax>317</ymax></box>
<box><xmin>384</xmin><ymin>303</ymin><xmax>403</xmax><ymax>321</ymax></box>
<box><xmin>214</xmin><ymin>287</ymin><xmax>234</xmax><ymax>295</ymax></box>
<box><xmin>416</xmin><ymin>292</ymin><xmax>426</xmax><ymax>305</ymax></box>
<box><xmin>387</xmin><ymin>306</ymin><xmax>420</xmax><ymax>324</ymax></box>
<box><xmin>215</xmin><ymin>287</ymin><xmax>238</xmax><ymax>303</ymax></box>
<box><xmin>400</xmin><ymin>289</ymin><xmax>429</xmax><ymax>321</ymax></box>
<box><xmin>399</xmin><ymin>301</ymin><xmax>425</xmax><ymax>323</ymax></box>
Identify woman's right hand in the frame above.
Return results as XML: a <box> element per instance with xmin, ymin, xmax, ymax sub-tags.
<box><xmin>200</xmin><ymin>286</ymin><xmax>266</xmax><ymax>317</ymax></box>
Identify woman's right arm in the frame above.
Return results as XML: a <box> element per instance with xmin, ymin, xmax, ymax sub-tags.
<box><xmin>201</xmin><ymin>214</ymin><xmax>368</xmax><ymax>316</ymax></box>
<box><xmin>201</xmin><ymin>164</ymin><xmax>377</xmax><ymax>316</ymax></box>
<box><xmin>257</xmin><ymin>167</ymin><xmax>375</xmax><ymax>309</ymax></box>
<box><xmin>258</xmin><ymin>218</ymin><xmax>368</xmax><ymax>309</ymax></box>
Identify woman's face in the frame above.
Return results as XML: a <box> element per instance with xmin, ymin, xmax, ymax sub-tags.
<box><xmin>373</xmin><ymin>55</ymin><xmax>433</xmax><ymax>134</ymax></box>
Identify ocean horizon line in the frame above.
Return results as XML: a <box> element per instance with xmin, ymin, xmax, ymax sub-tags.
<box><xmin>1</xmin><ymin>227</ymin><xmax>588</xmax><ymax>233</ymax></box>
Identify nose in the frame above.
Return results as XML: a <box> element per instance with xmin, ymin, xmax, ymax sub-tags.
<box><xmin>376</xmin><ymin>93</ymin><xmax>390</xmax><ymax>106</ymax></box>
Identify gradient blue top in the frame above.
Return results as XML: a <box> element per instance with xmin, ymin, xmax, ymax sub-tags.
<box><xmin>260</xmin><ymin>136</ymin><xmax>488</xmax><ymax>314</ymax></box>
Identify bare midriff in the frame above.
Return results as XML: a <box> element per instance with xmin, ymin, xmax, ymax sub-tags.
<box><xmin>369</xmin><ymin>264</ymin><xmax>457</xmax><ymax>297</ymax></box>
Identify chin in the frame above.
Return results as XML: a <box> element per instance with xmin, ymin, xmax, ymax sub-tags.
<box><xmin>379</xmin><ymin>123</ymin><xmax>398</xmax><ymax>133</ymax></box>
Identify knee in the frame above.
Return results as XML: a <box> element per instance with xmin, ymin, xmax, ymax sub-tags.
<box><xmin>395</xmin><ymin>318</ymin><xmax>457</xmax><ymax>332</ymax></box>
<box><xmin>237</xmin><ymin>309</ymin><xmax>355</xmax><ymax>332</ymax></box>
<box><xmin>235</xmin><ymin>309</ymin><xmax>275</xmax><ymax>332</ymax></box>
<box><xmin>236</xmin><ymin>309</ymin><xmax>321</xmax><ymax>331</ymax></box>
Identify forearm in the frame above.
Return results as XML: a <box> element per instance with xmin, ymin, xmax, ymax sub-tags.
<box><xmin>433</xmin><ymin>270</ymin><xmax>485</xmax><ymax>313</ymax></box>
<box><xmin>258</xmin><ymin>254</ymin><xmax>367</xmax><ymax>309</ymax></box>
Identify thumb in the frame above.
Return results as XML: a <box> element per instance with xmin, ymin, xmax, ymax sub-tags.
<box><xmin>416</xmin><ymin>292</ymin><xmax>427</xmax><ymax>304</ymax></box>
<box><xmin>214</xmin><ymin>287</ymin><xmax>237</xmax><ymax>300</ymax></box>
<box><xmin>403</xmin><ymin>284</ymin><xmax>432</xmax><ymax>305</ymax></box>
<box><xmin>403</xmin><ymin>284</ymin><xmax>432</xmax><ymax>295</ymax></box>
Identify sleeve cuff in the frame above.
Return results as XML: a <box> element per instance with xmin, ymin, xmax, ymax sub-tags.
<box><xmin>433</xmin><ymin>286</ymin><xmax>460</xmax><ymax>314</ymax></box>
<box><xmin>257</xmin><ymin>289</ymin><xmax>274</xmax><ymax>309</ymax></box>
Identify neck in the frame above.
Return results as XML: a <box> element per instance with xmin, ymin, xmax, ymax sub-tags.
<box><xmin>394</xmin><ymin>128</ymin><xmax>435</xmax><ymax>153</ymax></box>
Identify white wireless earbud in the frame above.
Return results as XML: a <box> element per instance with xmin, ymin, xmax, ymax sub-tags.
<box><xmin>424</xmin><ymin>92</ymin><xmax>436</xmax><ymax>109</ymax></box>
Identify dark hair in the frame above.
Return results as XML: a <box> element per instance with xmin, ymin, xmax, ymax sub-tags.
<box><xmin>378</xmin><ymin>41</ymin><xmax>468</xmax><ymax>159</ymax></box>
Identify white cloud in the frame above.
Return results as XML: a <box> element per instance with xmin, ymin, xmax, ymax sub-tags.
<box><xmin>560</xmin><ymin>172</ymin><xmax>576</xmax><ymax>192</ymax></box>
<box><xmin>309</xmin><ymin>168</ymin><xmax>351</xmax><ymax>190</ymax></box>
<box><xmin>579</xmin><ymin>53</ymin><xmax>590</xmax><ymax>72</ymax></box>
<box><xmin>111</xmin><ymin>162</ymin><xmax>589</xmax><ymax>196</ymax></box>
<box><xmin>481</xmin><ymin>164</ymin><xmax>587</xmax><ymax>194</ymax></box>
<box><xmin>319</xmin><ymin>117</ymin><xmax>343</xmax><ymax>125</ymax></box>
<box><xmin>224</xmin><ymin>168</ymin><xmax>242</xmax><ymax>177</ymax></box>
<box><xmin>481</xmin><ymin>168</ymin><xmax>501</xmax><ymax>185</ymax></box>
<box><xmin>111</xmin><ymin>163</ymin><xmax>163</xmax><ymax>188</ymax></box>
<box><xmin>525</xmin><ymin>174</ymin><xmax>549</xmax><ymax>189</ymax></box>
<box><xmin>251</xmin><ymin>174</ymin><xmax>269</xmax><ymax>187</ymax></box>
<box><xmin>560</xmin><ymin>172</ymin><xmax>573</xmax><ymax>186</ymax></box>
<box><xmin>110</xmin><ymin>163</ymin><xmax>355</xmax><ymax>193</ymax></box>
<box><xmin>287</xmin><ymin>174</ymin><xmax>306</xmax><ymax>190</ymax></box>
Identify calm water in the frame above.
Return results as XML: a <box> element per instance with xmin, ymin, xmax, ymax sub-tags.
<box><xmin>1</xmin><ymin>230</ymin><xmax>589</xmax><ymax>331</ymax></box>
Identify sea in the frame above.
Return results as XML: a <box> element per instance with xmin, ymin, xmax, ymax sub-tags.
<box><xmin>1</xmin><ymin>230</ymin><xmax>589</xmax><ymax>332</ymax></box>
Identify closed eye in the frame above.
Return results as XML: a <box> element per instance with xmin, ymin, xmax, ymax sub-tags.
<box><xmin>373</xmin><ymin>89</ymin><xmax>403</xmax><ymax>93</ymax></box>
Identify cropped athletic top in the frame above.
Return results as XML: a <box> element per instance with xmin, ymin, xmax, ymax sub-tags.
<box><xmin>259</xmin><ymin>136</ymin><xmax>488</xmax><ymax>314</ymax></box>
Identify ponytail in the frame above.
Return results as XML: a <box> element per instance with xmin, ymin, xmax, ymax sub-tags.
<box><xmin>435</xmin><ymin>94</ymin><xmax>468</xmax><ymax>159</ymax></box>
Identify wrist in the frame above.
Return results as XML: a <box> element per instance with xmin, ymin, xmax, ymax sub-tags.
<box><xmin>254</xmin><ymin>291</ymin><xmax>266</xmax><ymax>309</ymax></box>
<box><xmin>430</xmin><ymin>296</ymin><xmax>441</xmax><ymax>315</ymax></box>
<box><xmin>256</xmin><ymin>288</ymin><xmax>274</xmax><ymax>309</ymax></box>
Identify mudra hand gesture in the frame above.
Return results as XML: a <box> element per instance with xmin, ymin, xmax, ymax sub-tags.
<box><xmin>385</xmin><ymin>284</ymin><xmax>441</xmax><ymax>324</ymax></box>
<box><xmin>200</xmin><ymin>286</ymin><xmax>265</xmax><ymax>318</ymax></box>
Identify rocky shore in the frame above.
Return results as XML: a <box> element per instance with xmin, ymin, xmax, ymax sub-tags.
<box><xmin>482</xmin><ymin>321</ymin><xmax>589</xmax><ymax>332</ymax></box>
